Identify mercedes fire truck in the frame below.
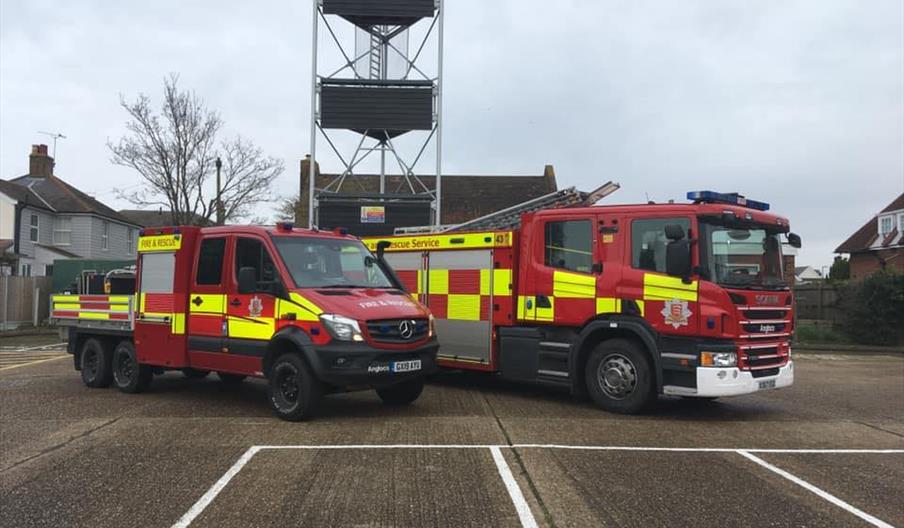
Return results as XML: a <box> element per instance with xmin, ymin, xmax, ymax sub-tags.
<box><xmin>365</xmin><ymin>191</ymin><xmax>801</xmax><ymax>413</ymax></box>
<box><xmin>51</xmin><ymin>224</ymin><xmax>438</xmax><ymax>421</ymax></box>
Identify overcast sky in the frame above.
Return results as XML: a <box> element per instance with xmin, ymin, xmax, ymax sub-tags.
<box><xmin>1</xmin><ymin>0</ymin><xmax>902</xmax><ymax>269</ymax></box>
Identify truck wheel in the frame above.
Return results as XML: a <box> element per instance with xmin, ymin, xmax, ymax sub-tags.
<box><xmin>267</xmin><ymin>354</ymin><xmax>321</xmax><ymax>421</ymax></box>
<box><xmin>376</xmin><ymin>378</ymin><xmax>424</xmax><ymax>406</ymax></box>
<box><xmin>112</xmin><ymin>341</ymin><xmax>153</xmax><ymax>394</ymax></box>
<box><xmin>80</xmin><ymin>338</ymin><xmax>112</xmax><ymax>388</ymax></box>
<box><xmin>182</xmin><ymin>368</ymin><xmax>210</xmax><ymax>379</ymax></box>
<box><xmin>216</xmin><ymin>373</ymin><xmax>246</xmax><ymax>385</ymax></box>
<box><xmin>585</xmin><ymin>339</ymin><xmax>655</xmax><ymax>414</ymax></box>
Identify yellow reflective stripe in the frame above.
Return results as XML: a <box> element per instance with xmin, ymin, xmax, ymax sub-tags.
<box><xmin>428</xmin><ymin>269</ymin><xmax>448</xmax><ymax>295</ymax></box>
<box><xmin>637</xmin><ymin>300</ymin><xmax>645</xmax><ymax>316</ymax></box>
<box><xmin>447</xmin><ymin>294</ymin><xmax>481</xmax><ymax>321</ymax></box>
<box><xmin>517</xmin><ymin>295</ymin><xmax>533</xmax><ymax>320</ymax></box>
<box><xmin>139</xmin><ymin>293</ymin><xmax>146</xmax><ymax>312</ymax></box>
<box><xmin>171</xmin><ymin>313</ymin><xmax>186</xmax><ymax>334</ymax></box>
<box><xmin>415</xmin><ymin>270</ymin><xmax>423</xmax><ymax>294</ymax></box>
<box><xmin>109</xmin><ymin>296</ymin><xmax>132</xmax><ymax>303</ymax></box>
<box><xmin>109</xmin><ymin>304</ymin><xmax>130</xmax><ymax>312</ymax></box>
<box><xmin>362</xmin><ymin>231</ymin><xmax>514</xmax><ymax>252</ymax></box>
<box><xmin>288</xmin><ymin>292</ymin><xmax>323</xmax><ymax>317</ymax></box>
<box><xmin>138</xmin><ymin>234</ymin><xmax>182</xmax><ymax>252</ymax></box>
<box><xmin>79</xmin><ymin>312</ymin><xmax>109</xmax><ymax>320</ymax></box>
<box><xmin>480</xmin><ymin>269</ymin><xmax>512</xmax><ymax>297</ymax></box>
<box><xmin>228</xmin><ymin>316</ymin><xmax>275</xmax><ymax>339</ymax></box>
<box><xmin>55</xmin><ymin>303</ymin><xmax>81</xmax><ymax>310</ymax></box>
<box><xmin>54</xmin><ymin>295</ymin><xmax>80</xmax><ymax>302</ymax></box>
<box><xmin>479</xmin><ymin>269</ymin><xmax>491</xmax><ymax>296</ymax></box>
<box><xmin>595</xmin><ymin>297</ymin><xmax>622</xmax><ymax>314</ymax></box>
<box><xmin>276</xmin><ymin>297</ymin><xmax>320</xmax><ymax>322</ymax></box>
<box><xmin>143</xmin><ymin>311</ymin><xmax>171</xmax><ymax>319</ymax></box>
<box><xmin>553</xmin><ymin>270</ymin><xmax>595</xmax><ymax>298</ymax></box>
<box><xmin>189</xmin><ymin>294</ymin><xmax>226</xmax><ymax>314</ymax></box>
<box><xmin>643</xmin><ymin>274</ymin><xmax>698</xmax><ymax>302</ymax></box>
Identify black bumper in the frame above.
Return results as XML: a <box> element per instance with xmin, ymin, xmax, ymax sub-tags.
<box><xmin>307</xmin><ymin>338</ymin><xmax>438</xmax><ymax>388</ymax></box>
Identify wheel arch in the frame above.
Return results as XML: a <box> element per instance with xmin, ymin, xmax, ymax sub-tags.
<box><xmin>263</xmin><ymin>326</ymin><xmax>316</xmax><ymax>378</ymax></box>
<box><xmin>571</xmin><ymin>315</ymin><xmax>662</xmax><ymax>395</ymax></box>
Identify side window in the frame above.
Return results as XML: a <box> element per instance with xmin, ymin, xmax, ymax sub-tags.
<box><xmin>140</xmin><ymin>253</ymin><xmax>175</xmax><ymax>293</ymax></box>
<box><xmin>631</xmin><ymin>217</ymin><xmax>691</xmax><ymax>273</ymax></box>
<box><xmin>196</xmin><ymin>238</ymin><xmax>226</xmax><ymax>285</ymax></box>
<box><xmin>544</xmin><ymin>220</ymin><xmax>592</xmax><ymax>273</ymax></box>
<box><xmin>235</xmin><ymin>237</ymin><xmax>279</xmax><ymax>293</ymax></box>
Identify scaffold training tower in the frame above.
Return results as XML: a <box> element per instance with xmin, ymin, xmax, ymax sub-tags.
<box><xmin>308</xmin><ymin>0</ymin><xmax>444</xmax><ymax>228</ymax></box>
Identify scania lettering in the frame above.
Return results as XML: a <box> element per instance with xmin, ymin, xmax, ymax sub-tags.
<box><xmin>365</xmin><ymin>191</ymin><xmax>800</xmax><ymax>413</ymax></box>
<box><xmin>51</xmin><ymin>223</ymin><xmax>438</xmax><ymax>421</ymax></box>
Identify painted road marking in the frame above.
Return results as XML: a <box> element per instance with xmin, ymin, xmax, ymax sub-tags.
<box><xmin>0</xmin><ymin>350</ymin><xmax>69</xmax><ymax>371</ymax></box>
<box><xmin>738</xmin><ymin>450</ymin><xmax>895</xmax><ymax>528</ymax></box>
<box><xmin>490</xmin><ymin>446</ymin><xmax>539</xmax><ymax>528</ymax></box>
<box><xmin>0</xmin><ymin>342</ymin><xmax>66</xmax><ymax>352</ymax></box>
<box><xmin>172</xmin><ymin>445</ymin><xmax>903</xmax><ymax>528</ymax></box>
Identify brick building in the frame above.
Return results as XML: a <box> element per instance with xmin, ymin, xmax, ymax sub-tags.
<box><xmin>835</xmin><ymin>193</ymin><xmax>904</xmax><ymax>280</ymax></box>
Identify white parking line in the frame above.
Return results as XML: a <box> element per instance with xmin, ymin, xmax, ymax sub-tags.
<box><xmin>172</xmin><ymin>444</ymin><xmax>903</xmax><ymax>528</ymax></box>
<box><xmin>490</xmin><ymin>446</ymin><xmax>539</xmax><ymax>528</ymax></box>
<box><xmin>738</xmin><ymin>450</ymin><xmax>895</xmax><ymax>528</ymax></box>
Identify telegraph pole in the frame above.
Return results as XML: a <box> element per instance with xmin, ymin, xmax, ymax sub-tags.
<box><xmin>215</xmin><ymin>157</ymin><xmax>224</xmax><ymax>225</ymax></box>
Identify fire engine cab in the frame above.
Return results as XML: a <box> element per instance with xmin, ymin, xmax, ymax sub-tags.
<box><xmin>365</xmin><ymin>191</ymin><xmax>801</xmax><ymax>413</ymax></box>
<box><xmin>51</xmin><ymin>224</ymin><xmax>438</xmax><ymax>421</ymax></box>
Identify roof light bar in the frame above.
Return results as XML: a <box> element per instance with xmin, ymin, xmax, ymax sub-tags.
<box><xmin>687</xmin><ymin>191</ymin><xmax>770</xmax><ymax>211</ymax></box>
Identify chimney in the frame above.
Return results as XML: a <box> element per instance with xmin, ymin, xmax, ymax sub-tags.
<box><xmin>297</xmin><ymin>155</ymin><xmax>321</xmax><ymax>227</ymax></box>
<box><xmin>29</xmin><ymin>144</ymin><xmax>54</xmax><ymax>178</ymax></box>
<box><xmin>543</xmin><ymin>164</ymin><xmax>557</xmax><ymax>192</ymax></box>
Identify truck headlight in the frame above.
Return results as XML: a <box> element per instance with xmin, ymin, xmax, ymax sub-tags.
<box><xmin>428</xmin><ymin>313</ymin><xmax>435</xmax><ymax>338</ymax></box>
<box><xmin>700</xmin><ymin>351</ymin><xmax>737</xmax><ymax>367</ymax></box>
<box><xmin>319</xmin><ymin>314</ymin><xmax>364</xmax><ymax>342</ymax></box>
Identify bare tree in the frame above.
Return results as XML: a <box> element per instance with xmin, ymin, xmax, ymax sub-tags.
<box><xmin>109</xmin><ymin>74</ymin><xmax>283</xmax><ymax>225</ymax></box>
<box><xmin>273</xmin><ymin>194</ymin><xmax>299</xmax><ymax>223</ymax></box>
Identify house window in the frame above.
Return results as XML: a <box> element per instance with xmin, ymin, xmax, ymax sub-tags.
<box><xmin>879</xmin><ymin>216</ymin><xmax>893</xmax><ymax>235</ymax></box>
<box><xmin>899</xmin><ymin>214</ymin><xmax>904</xmax><ymax>233</ymax></box>
<box><xmin>102</xmin><ymin>221</ymin><xmax>109</xmax><ymax>250</ymax></box>
<box><xmin>53</xmin><ymin>216</ymin><xmax>72</xmax><ymax>245</ymax></box>
<box><xmin>29</xmin><ymin>214</ymin><xmax>38</xmax><ymax>242</ymax></box>
<box><xmin>21</xmin><ymin>264</ymin><xmax>32</xmax><ymax>277</ymax></box>
<box><xmin>544</xmin><ymin>220</ymin><xmax>593</xmax><ymax>273</ymax></box>
<box><xmin>127</xmin><ymin>229</ymin><xmax>134</xmax><ymax>255</ymax></box>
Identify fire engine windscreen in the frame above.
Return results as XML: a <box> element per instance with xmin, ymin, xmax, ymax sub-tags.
<box><xmin>699</xmin><ymin>222</ymin><xmax>786</xmax><ymax>289</ymax></box>
<box><xmin>273</xmin><ymin>237</ymin><xmax>394</xmax><ymax>289</ymax></box>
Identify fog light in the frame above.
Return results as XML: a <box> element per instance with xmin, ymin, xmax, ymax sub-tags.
<box><xmin>717</xmin><ymin>370</ymin><xmax>727</xmax><ymax>379</ymax></box>
<box><xmin>700</xmin><ymin>351</ymin><xmax>737</xmax><ymax>367</ymax></box>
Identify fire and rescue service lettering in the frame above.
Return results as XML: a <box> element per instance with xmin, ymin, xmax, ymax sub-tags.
<box><xmin>138</xmin><ymin>235</ymin><xmax>182</xmax><ymax>252</ymax></box>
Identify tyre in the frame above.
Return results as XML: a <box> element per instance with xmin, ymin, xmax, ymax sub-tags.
<box><xmin>267</xmin><ymin>354</ymin><xmax>322</xmax><ymax>421</ymax></box>
<box><xmin>182</xmin><ymin>368</ymin><xmax>210</xmax><ymax>379</ymax></box>
<box><xmin>216</xmin><ymin>372</ymin><xmax>247</xmax><ymax>385</ymax></box>
<box><xmin>585</xmin><ymin>338</ymin><xmax>655</xmax><ymax>414</ymax></box>
<box><xmin>376</xmin><ymin>378</ymin><xmax>424</xmax><ymax>406</ymax></box>
<box><xmin>79</xmin><ymin>338</ymin><xmax>112</xmax><ymax>388</ymax></box>
<box><xmin>111</xmin><ymin>340</ymin><xmax>153</xmax><ymax>394</ymax></box>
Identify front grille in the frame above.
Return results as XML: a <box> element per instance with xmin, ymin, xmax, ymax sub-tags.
<box><xmin>740</xmin><ymin>343</ymin><xmax>788</xmax><ymax>371</ymax></box>
<box><xmin>366</xmin><ymin>318</ymin><xmax>428</xmax><ymax>344</ymax></box>
<box><xmin>741</xmin><ymin>309</ymin><xmax>789</xmax><ymax>320</ymax></box>
<box><xmin>742</xmin><ymin>322</ymin><xmax>788</xmax><ymax>334</ymax></box>
<box><xmin>751</xmin><ymin>368</ymin><xmax>780</xmax><ymax>378</ymax></box>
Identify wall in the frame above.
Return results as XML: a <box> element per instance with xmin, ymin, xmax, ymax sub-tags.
<box><xmin>82</xmin><ymin>216</ymin><xmax>135</xmax><ymax>259</ymax></box>
<box><xmin>0</xmin><ymin>192</ymin><xmax>15</xmax><ymax>239</ymax></box>
<box><xmin>849</xmin><ymin>249</ymin><xmax>904</xmax><ymax>280</ymax></box>
<box><xmin>16</xmin><ymin>206</ymin><xmax>54</xmax><ymax>259</ymax></box>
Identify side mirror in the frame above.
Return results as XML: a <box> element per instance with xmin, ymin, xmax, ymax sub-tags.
<box><xmin>238</xmin><ymin>267</ymin><xmax>257</xmax><ymax>294</ymax></box>
<box><xmin>664</xmin><ymin>224</ymin><xmax>685</xmax><ymax>241</ymax></box>
<box><xmin>666</xmin><ymin>239</ymin><xmax>692</xmax><ymax>278</ymax></box>
<box><xmin>376</xmin><ymin>240</ymin><xmax>391</xmax><ymax>260</ymax></box>
<box><xmin>787</xmin><ymin>232</ymin><xmax>802</xmax><ymax>248</ymax></box>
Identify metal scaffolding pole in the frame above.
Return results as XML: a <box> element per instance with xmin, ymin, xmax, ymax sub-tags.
<box><xmin>308</xmin><ymin>0</ymin><xmax>319</xmax><ymax>228</ymax></box>
<box><xmin>434</xmin><ymin>0</ymin><xmax>444</xmax><ymax>226</ymax></box>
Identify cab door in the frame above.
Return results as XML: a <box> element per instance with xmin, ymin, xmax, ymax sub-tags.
<box><xmin>518</xmin><ymin>213</ymin><xmax>600</xmax><ymax>326</ymax></box>
<box><xmin>619</xmin><ymin>216</ymin><xmax>699</xmax><ymax>336</ymax></box>
<box><xmin>225</xmin><ymin>236</ymin><xmax>281</xmax><ymax>366</ymax></box>
<box><xmin>187</xmin><ymin>235</ymin><xmax>229</xmax><ymax>366</ymax></box>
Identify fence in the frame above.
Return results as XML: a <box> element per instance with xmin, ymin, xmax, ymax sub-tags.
<box><xmin>0</xmin><ymin>276</ymin><xmax>53</xmax><ymax>331</ymax></box>
<box><xmin>793</xmin><ymin>283</ymin><xmax>840</xmax><ymax>323</ymax></box>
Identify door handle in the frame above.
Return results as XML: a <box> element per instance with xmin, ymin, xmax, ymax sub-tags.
<box><xmin>230</xmin><ymin>298</ymin><xmax>242</xmax><ymax>307</ymax></box>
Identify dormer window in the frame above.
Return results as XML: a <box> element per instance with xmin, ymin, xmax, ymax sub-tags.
<box><xmin>879</xmin><ymin>215</ymin><xmax>893</xmax><ymax>235</ymax></box>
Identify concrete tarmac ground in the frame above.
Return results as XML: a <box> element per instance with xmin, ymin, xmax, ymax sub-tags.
<box><xmin>0</xmin><ymin>352</ymin><xmax>902</xmax><ymax>527</ymax></box>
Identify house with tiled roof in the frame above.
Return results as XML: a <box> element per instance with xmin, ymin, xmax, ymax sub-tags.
<box><xmin>834</xmin><ymin>193</ymin><xmax>904</xmax><ymax>280</ymax></box>
<box><xmin>0</xmin><ymin>145</ymin><xmax>141</xmax><ymax>276</ymax></box>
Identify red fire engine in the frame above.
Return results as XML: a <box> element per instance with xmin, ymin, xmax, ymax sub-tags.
<box><xmin>365</xmin><ymin>191</ymin><xmax>801</xmax><ymax>413</ymax></box>
<box><xmin>51</xmin><ymin>224</ymin><xmax>438</xmax><ymax>421</ymax></box>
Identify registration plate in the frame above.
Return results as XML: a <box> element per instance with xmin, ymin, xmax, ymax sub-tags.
<box><xmin>758</xmin><ymin>379</ymin><xmax>776</xmax><ymax>390</ymax></box>
<box><xmin>391</xmin><ymin>360</ymin><xmax>422</xmax><ymax>373</ymax></box>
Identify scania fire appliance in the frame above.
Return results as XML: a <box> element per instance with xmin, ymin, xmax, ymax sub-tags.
<box><xmin>364</xmin><ymin>191</ymin><xmax>801</xmax><ymax>413</ymax></box>
<box><xmin>51</xmin><ymin>224</ymin><xmax>438</xmax><ymax>421</ymax></box>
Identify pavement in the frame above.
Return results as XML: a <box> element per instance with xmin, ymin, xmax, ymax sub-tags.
<box><xmin>0</xmin><ymin>346</ymin><xmax>902</xmax><ymax>528</ymax></box>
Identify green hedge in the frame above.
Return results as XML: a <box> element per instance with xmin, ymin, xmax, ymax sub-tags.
<box><xmin>837</xmin><ymin>271</ymin><xmax>904</xmax><ymax>346</ymax></box>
